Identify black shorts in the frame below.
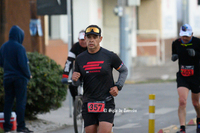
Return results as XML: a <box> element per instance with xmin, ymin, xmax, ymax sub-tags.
<box><xmin>82</xmin><ymin>98</ymin><xmax>115</xmax><ymax>128</ymax></box>
<box><xmin>176</xmin><ymin>73</ymin><xmax>200</xmax><ymax>93</ymax></box>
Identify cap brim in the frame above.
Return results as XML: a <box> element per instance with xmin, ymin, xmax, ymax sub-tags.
<box><xmin>78</xmin><ymin>32</ymin><xmax>85</xmax><ymax>39</ymax></box>
<box><xmin>79</xmin><ymin>35</ymin><xmax>84</xmax><ymax>39</ymax></box>
<box><xmin>179</xmin><ymin>32</ymin><xmax>192</xmax><ymax>37</ymax></box>
<box><xmin>85</xmin><ymin>32</ymin><xmax>100</xmax><ymax>36</ymax></box>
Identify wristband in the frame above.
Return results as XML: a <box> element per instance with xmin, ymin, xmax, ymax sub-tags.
<box><xmin>115</xmin><ymin>84</ymin><xmax>122</xmax><ymax>91</ymax></box>
<box><xmin>62</xmin><ymin>74</ymin><xmax>69</xmax><ymax>78</ymax></box>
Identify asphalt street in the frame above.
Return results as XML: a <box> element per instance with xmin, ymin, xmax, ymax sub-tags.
<box><xmin>48</xmin><ymin>82</ymin><xmax>197</xmax><ymax>133</ymax></box>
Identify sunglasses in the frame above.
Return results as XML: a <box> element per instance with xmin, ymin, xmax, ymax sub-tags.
<box><xmin>86</xmin><ymin>27</ymin><xmax>100</xmax><ymax>34</ymax></box>
<box><xmin>182</xmin><ymin>25</ymin><xmax>187</xmax><ymax>31</ymax></box>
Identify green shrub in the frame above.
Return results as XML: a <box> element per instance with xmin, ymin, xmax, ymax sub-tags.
<box><xmin>0</xmin><ymin>52</ymin><xmax>67</xmax><ymax>118</ymax></box>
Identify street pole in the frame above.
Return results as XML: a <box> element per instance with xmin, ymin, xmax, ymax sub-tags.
<box><xmin>118</xmin><ymin>0</ymin><xmax>131</xmax><ymax>78</ymax></box>
<box><xmin>67</xmin><ymin>0</ymin><xmax>73</xmax><ymax>118</ymax></box>
<box><xmin>67</xmin><ymin>0</ymin><xmax>72</xmax><ymax>50</ymax></box>
<box><xmin>70</xmin><ymin>0</ymin><xmax>74</xmax><ymax>46</ymax></box>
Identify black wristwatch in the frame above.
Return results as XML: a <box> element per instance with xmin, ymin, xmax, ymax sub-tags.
<box><xmin>115</xmin><ymin>84</ymin><xmax>122</xmax><ymax>91</ymax></box>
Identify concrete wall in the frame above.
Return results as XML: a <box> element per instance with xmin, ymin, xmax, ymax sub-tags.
<box><xmin>188</xmin><ymin>0</ymin><xmax>200</xmax><ymax>36</ymax></box>
<box><xmin>161</xmin><ymin>0</ymin><xmax>177</xmax><ymax>39</ymax></box>
<box><xmin>50</xmin><ymin>15</ymin><xmax>68</xmax><ymax>43</ymax></box>
<box><xmin>102</xmin><ymin>0</ymin><xmax>119</xmax><ymax>53</ymax></box>
<box><xmin>138</xmin><ymin>0</ymin><xmax>177</xmax><ymax>39</ymax></box>
<box><xmin>138</xmin><ymin>0</ymin><xmax>161</xmax><ymax>31</ymax></box>
<box><xmin>73</xmin><ymin>0</ymin><xmax>103</xmax><ymax>43</ymax></box>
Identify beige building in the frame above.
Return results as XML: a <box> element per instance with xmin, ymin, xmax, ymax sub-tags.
<box><xmin>4</xmin><ymin>0</ymin><xmax>198</xmax><ymax>68</ymax></box>
<box><xmin>102</xmin><ymin>0</ymin><xmax>177</xmax><ymax>66</ymax></box>
<box><xmin>40</xmin><ymin>0</ymin><xmax>179</xmax><ymax>67</ymax></box>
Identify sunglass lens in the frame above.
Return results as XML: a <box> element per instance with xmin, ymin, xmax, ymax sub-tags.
<box><xmin>86</xmin><ymin>27</ymin><xmax>99</xmax><ymax>33</ymax></box>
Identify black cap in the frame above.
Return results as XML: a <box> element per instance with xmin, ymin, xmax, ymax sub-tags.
<box><xmin>85</xmin><ymin>25</ymin><xmax>101</xmax><ymax>36</ymax></box>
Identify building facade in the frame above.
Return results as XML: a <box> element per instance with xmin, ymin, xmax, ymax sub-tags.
<box><xmin>1</xmin><ymin>0</ymin><xmax>200</xmax><ymax>68</ymax></box>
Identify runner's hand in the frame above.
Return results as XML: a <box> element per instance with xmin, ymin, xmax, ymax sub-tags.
<box><xmin>187</xmin><ymin>48</ymin><xmax>195</xmax><ymax>57</ymax></box>
<box><xmin>109</xmin><ymin>86</ymin><xmax>119</xmax><ymax>97</ymax></box>
<box><xmin>171</xmin><ymin>54</ymin><xmax>178</xmax><ymax>61</ymax></box>
<box><xmin>72</xmin><ymin>72</ymin><xmax>81</xmax><ymax>81</ymax></box>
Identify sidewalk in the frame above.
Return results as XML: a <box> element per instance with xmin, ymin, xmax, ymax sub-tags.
<box><xmin>128</xmin><ymin>60</ymin><xmax>178</xmax><ymax>82</ymax></box>
<box><xmin>25</xmin><ymin>60</ymin><xmax>179</xmax><ymax>133</ymax></box>
<box><xmin>25</xmin><ymin>94</ymin><xmax>73</xmax><ymax>133</ymax></box>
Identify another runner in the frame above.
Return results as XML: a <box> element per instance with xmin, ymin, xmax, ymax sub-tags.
<box><xmin>61</xmin><ymin>30</ymin><xmax>87</xmax><ymax>101</ymax></box>
<box><xmin>72</xmin><ymin>24</ymin><xmax>128</xmax><ymax>133</ymax></box>
<box><xmin>172</xmin><ymin>24</ymin><xmax>200</xmax><ymax>133</ymax></box>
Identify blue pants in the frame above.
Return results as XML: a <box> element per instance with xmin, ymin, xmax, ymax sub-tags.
<box><xmin>3</xmin><ymin>77</ymin><xmax>27</xmax><ymax>132</ymax></box>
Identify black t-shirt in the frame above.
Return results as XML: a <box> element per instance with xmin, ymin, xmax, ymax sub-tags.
<box><xmin>70</xmin><ymin>42</ymin><xmax>87</xmax><ymax>56</ymax></box>
<box><xmin>172</xmin><ymin>37</ymin><xmax>200</xmax><ymax>77</ymax></box>
<box><xmin>75</xmin><ymin>47</ymin><xmax>122</xmax><ymax>103</ymax></box>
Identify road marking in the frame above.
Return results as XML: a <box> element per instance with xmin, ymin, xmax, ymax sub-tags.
<box><xmin>145</xmin><ymin>108</ymin><xmax>177</xmax><ymax>115</ymax></box>
<box><xmin>114</xmin><ymin>123</ymin><xmax>141</xmax><ymax>129</ymax></box>
<box><xmin>187</xmin><ymin>110</ymin><xmax>195</xmax><ymax>114</ymax></box>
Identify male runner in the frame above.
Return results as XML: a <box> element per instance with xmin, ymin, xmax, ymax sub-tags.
<box><xmin>72</xmin><ymin>25</ymin><xmax>128</xmax><ymax>133</ymax></box>
<box><xmin>172</xmin><ymin>24</ymin><xmax>200</xmax><ymax>133</ymax></box>
<box><xmin>61</xmin><ymin>30</ymin><xmax>87</xmax><ymax>101</ymax></box>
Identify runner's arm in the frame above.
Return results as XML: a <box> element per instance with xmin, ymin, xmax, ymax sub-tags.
<box><xmin>72</xmin><ymin>59</ymin><xmax>81</xmax><ymax>86</ymax></box>
<box><xmin>192</xmin><ymin>39</ymin><xmax>200</xmax><ymax>58</ymax></box>
<box><xmin>115</xmin><ymin>64</ymin><xmax>128</xmax><ymax>91</ymax></box>
<box><xmin>187</xmin><ymin>47</ymin><xmax>200</xmax><ymax>57</ymax></box>
<box><xmin>111</xmin><ymin>53</ymin><xmax>128</xmax><ymax>91</ymax></box>
<box><xmin>171</xmin><ymin>41</ymin><xmax>178</xmax><ymax>61</ymax></box>
<box><xmin>62</xmin><ymin>51</ymin><xmax>76</xmax><ymax>78</ymax></box>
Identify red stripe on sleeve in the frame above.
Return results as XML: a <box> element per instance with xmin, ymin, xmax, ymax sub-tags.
<box><xmin>62</xmin><ymin>74</ymin><xmax>69</xmax><ymax>78</ymax></box>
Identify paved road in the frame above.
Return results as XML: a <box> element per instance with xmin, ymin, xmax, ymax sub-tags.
<box><xmin>48</xmin><ymin>82</ymin><xmax>197</xmax><ymax>133</ymax></box>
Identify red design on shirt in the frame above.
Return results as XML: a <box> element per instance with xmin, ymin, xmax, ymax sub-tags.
<box><xmin>83</xmin><ymin>61</ymin><xmax>104</xmax><ymax>71</ymax></box>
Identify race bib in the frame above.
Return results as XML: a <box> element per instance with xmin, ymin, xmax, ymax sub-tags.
<box><xmin>87</xmin><ymin>101</ymin><xmax>105</xmax><ymax>113</ymax></box>
<box><xmin>181</xmin><ymin>65</ymin><xmax>194</xmax><ymax>77</ymax></box>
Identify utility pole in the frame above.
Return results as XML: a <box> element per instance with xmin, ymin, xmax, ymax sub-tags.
<box><xmin>67</xmin><ymin>0</ymin><xmax>72</xmax><ymax>50</ymax></box>
<box><xmin>29</xmin><ymin>0</ymin><xmax>44</xmax><ymax>54</ymax></box>
<box><xmin>67</xmin><ymin>0</ymin><xmax>74</xmax><ymax>118</ymax></box>
<box><xmin>70</xmin><ymin>0</ymin><xmax>74</xmax><ymax>46</ymax></box>
<box><xmin>118</xmin><ymin>0</ymin><xmax>131</xmax><ymax>78</ymax></box>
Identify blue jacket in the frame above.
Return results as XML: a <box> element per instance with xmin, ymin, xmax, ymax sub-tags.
<box><xmin>0</xmin><ymin>25</ymin><xmax>31</xmax><ymax>81</ymax></box>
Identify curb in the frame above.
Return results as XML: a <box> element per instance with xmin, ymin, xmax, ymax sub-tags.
<box><xmin>25</xmin><ymin>118</ymin><xmax>68</xmax><ymax>133</ymax></box>
<box><xmin>157</xmin><ymin>118</ymin><xmax>197</xmax><ymax>133</ymax></box>
<box><xmin>125</xmin><ymin>80</ymin><xmax>136</xmax><ymax>84</ymax></box>
<box><xmin>187</xmin><ymin>118</ymin><xmax>196</xmax><ymax>126</ymax></box>
<box><xmin>157</xmin><ymin>125</ymin><xmax>178</xmax><ymax>133</ymax></box>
